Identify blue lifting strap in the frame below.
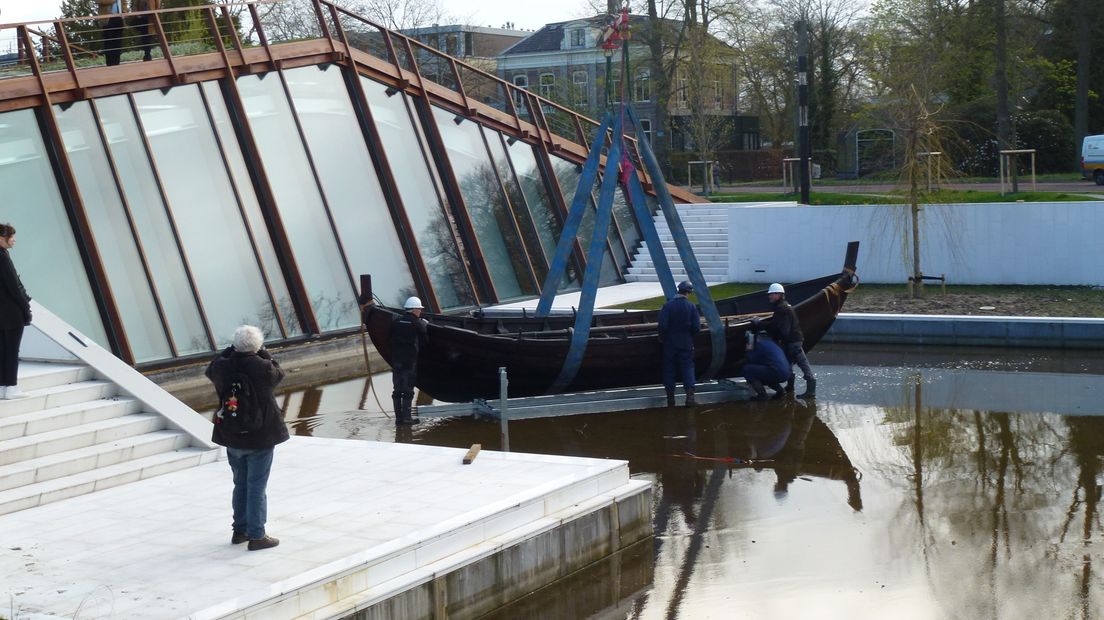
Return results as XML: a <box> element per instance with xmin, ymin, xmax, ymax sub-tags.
<box><xmin>622</xmin><ymin>157</ymin><xmax>677</xmax><ymax>300</ymax></box>
<box><xmin>626</xmin><ymin>106</ymin><xmax>726</xmax><ymax>379</ymax></box>
<box><xmin>546</xmin><ymin>111</ymin><xmax>626</xmax><ymax>393</ymax></box>
<box><xmin>535</xmin><ymin>113</ymin><xmax>613</xmax><ymax>317</ymax></box>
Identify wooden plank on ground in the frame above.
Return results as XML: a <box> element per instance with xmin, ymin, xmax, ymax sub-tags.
<box><xmin>462</xmin><ymin>444</ymin><xmax>481</xmax><ymax>464</ymax></box>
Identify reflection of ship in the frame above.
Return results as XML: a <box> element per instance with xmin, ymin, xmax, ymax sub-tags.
<box><xmin>410</xmin><ymin>400</ymin><xmax>862</xmax><ymax>511</ymax></box>
<box><xmin>365</xmin><ymin>243</ymin><xmax>859</xmax><ymax>402</ymax></box>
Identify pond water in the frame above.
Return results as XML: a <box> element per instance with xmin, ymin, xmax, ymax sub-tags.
<box><xmin>267</xmin><ymin>346</ymin><xmax>1104</xmax><ymax>619</ymax></box>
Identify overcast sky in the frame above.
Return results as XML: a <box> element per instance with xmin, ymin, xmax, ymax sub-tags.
<box><xmin>1</xmin><ymin>0</ymin><xmax>598</xmax><ymax>31</ymax></box>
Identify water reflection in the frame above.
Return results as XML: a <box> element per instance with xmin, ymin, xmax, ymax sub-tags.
<box><xmin>272</xmin><ymin>361</ymin><xmax>1104</xmax><ymax>618</ymax></box>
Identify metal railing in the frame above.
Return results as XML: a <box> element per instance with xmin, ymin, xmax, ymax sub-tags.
<box><xmin>0</xmin><ymin>0</ymin><xmax>650</xmax><ymax>187</ymax></box>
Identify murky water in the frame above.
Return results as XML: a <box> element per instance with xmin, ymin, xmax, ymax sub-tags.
<box><xmin>267</xmin><ymin>346</ymin><xmax>1104</xmax><ymax>619</ymax></box>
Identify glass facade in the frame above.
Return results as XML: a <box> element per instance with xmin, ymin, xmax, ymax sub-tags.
<box><xmin>133</xmin><ymin>84</ymin><xmax>284</xmax><ymax>347</ymax></box>
<box><xmin>55</xmin><ymin>101</ymin><xmax>173</xmax><ymax>362</ymax></box>
<box><xmin>95</xmin><ymin>95</ymin><xmax>212</xmax><ymax>356</ymax></box>
<box><xmin>282</xmin><ymin>65</ymin><xmax>416</xmax><ymax>308</ymax></box>
<box><xmin>0</xmin><ymin>60</ymin><xmax>652</xmax><ymax>366</ymax></box>
<box><xmin>360</xmin><ymin>76</ymin><xmax>476</xmax><ymax>309</ymax></box>
<box><xmin>430</xmin><ymin>106</ymin><xmax>535</xmax><ymax>301</ymax></box>
<box><xmin>0</xmin><ymin>109</ymin><xmax>108</xmax><ymax>346</ymax></box>
<box><xmin>237</xmin><ymin>72</ymin><xmax>360</xmax><ymax>330</ymax></box>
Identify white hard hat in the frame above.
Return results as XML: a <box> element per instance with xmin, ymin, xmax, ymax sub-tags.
<box><xmin>403</xmin><ymin>296</ymin><xmax>424</xmax><ymax>310</ymax></box>
<box><xmin>767</xmin><ymin>283</ymin><xmax>785</xmax><ymax>295</ymax></box>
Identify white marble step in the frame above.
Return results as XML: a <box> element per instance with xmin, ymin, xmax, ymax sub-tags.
<box><xmin>630</xmin><ymin>258</ymin><xmax>729</xmax><ymax>268</ymax></box>
<box><xmin>0</xmin><ymin>413</ymin><xmax>165</xmax><ymax>467</ymax></box>
<box><xmin>626</xmin><ymin>266</ymin><xmax>728</xmax><ymax>276</ymax></box>
<box><xmin>0</xmin><ymin>397</ymin><xmax>141</xmax><ymax>441</ymax></box>
<box><xmin>657</xmin><ymin>233</ymin><xmax>728</xmax><ymax>243</ymax></box>
<box><xmin>0</xmin><ymin>430</ymin><xmax>191</xmax><ymax>493</ymax></box>
<box><xmin>0</xmin><ymin>381</ymin><xmax>117</xmax><ymax>418</ymax></box>
<box><xmin>16</xmin><ymin>362</ymin><xmax>96</xmax><ymax>392</ymax></box>
<box><xmin>0</xmin><ymin>446</ymin><xmax>218</xmax><ymax>516</ymax></box>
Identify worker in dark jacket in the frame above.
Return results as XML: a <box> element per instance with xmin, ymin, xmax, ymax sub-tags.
<box><xmin>743</xmin><ymin>330</ymin><xmax>790</xmax><ymax>400</ymax></box>
<box><xmin>659</xmin><ymin>280</ymin><xmax>701</xmax><ymax>407</ymax></box>
<box><xmin>206</xmin><ymin>325</ymin><xmax>288</xmax><ymax>551</ymax></box>
<box><xmin>763</xmin><ymin>283</ymin><xmax>815</xmax><ymax>398</ymax></box>
<box><xmin>390</xmin><ymin>296</ymin><xmax>428</xmax><ymax>426</ymax></box>
<box><xmin>0</xmin><ymin>223</ymin><xmax>31</xmax><ymax>400</ymax></box>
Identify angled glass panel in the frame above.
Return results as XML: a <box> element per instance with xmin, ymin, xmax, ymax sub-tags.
<box><xmin>612</xmin><ymin>185</ymin><xmax>642</xmax><ymax>267</ymax></box>
<box><xmin>505</xmin><ymin>139</ymin><xmax>579</xmax><ymax>290</ymax></box>
<box><xmin>237</xmin><ymin>72</ymin><xmax>360</xmax><ymax>331</ymax></box>
<box><xmin>485</xmin><ymin>133</ymin><xmax>550</xmax><ymax>286</ymax></box>
<box><xmin>95</xmin><ymin>95</ymin><xmax>211</xmax><ymax>356</ymax></box>
<box><xmin>282</xmin><ymin>65</ymin><xmax>416</xmax><ymax>307</ymax></box>
<box><xmin>359</xmin><ymin>76</ymin><xmax>476</xmax><ymax>310</ymax></box>
<box><xmin>0</xmin><ymin>109</ymin><xmax>107</xmax><ymax>345</ymax></box>
<box><xmin>430</xmin><ymin>106</ymin><xmax>534</xmax><ymax>301</ymax></box>
<box><xmin>201</xmin><ymin>81</ymin><xmax>301</xmax><ymax>338</ymax></box>
<box><xmin>133</xmin><ymin>84</ymin><xmax>283</xmax><ymax>346</ymax></box>
<box><xmin>550</xmin><ymin>156</ymin><xmax>621</xmax><ymax>286</ymax></box>
<box><xmin>54</xmin><ymin>101</ymin><xmax>172</xmax><ymax>363</ymax></box>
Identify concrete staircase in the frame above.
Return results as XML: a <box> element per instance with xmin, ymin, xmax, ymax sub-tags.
<box><xmin>0</xmin><ymin>302</ymin><xmax>220</xmax><ymax>516</ymax></box>
<box><xmin>624</xmin><ymin>204</ymin><xmax>730</xmax><ymax>282</ymax></box>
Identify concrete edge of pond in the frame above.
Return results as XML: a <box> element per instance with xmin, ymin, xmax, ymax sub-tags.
<box><xmin>824</xmin><ymin>313</ymin><xmax>1104</xmax><ymax>348</ymax></box>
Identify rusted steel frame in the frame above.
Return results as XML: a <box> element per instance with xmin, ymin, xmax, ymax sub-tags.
<box><xmin>399</xmin><ymin>36</ymin><xmax>426</xmax><ymax>92</ymax></box>
<box><xmin>477</xmin><ymin>127</ymin><xmax>540</xmax><ymax>293</ymax></box>
<box><xmin>203</xmin><ymin>8</ymin><xmax>236</xmax><ymax>76</ymax></box>
<box><xmin>495</xmin><ymin>131</ymin><xmax>552</xmax><ymax>274</ymax></box>
<box><xmin>150</xmin><ymin>12</ymin><xmax>180</xmax><ymax>79</ymax></box>
<box><xmin>573</xmin><ymin>115</ymin><xmax>588</xmax><ymax>148</ymax></box>
<box><xmin>33</xmin><ymin>26</ymin><xmax>98</xmax><ymax>61</ymax></box>
<box><xmin>126</xmin><ymin>91</ymin><xmax>218</xmax><ymax>350</ymax></box>
<box><xmin>0</xmin><ymin>2</ymin><xmax>268</xmax><ymax>30</ymax></box>
<box><xmin>219</xmin><ymin>6</ymin><xmax>245</xmax><ymax>54</ymax></box>
<box><xmin>501</xmin><ymin>78</ymin><xmax>526</xmax><ymax>136</ymax></box>
<box><xmin>411</xmin><ymin>97</ymin><xmax>495</xmax><ymax>303</ymax></box>
<box><xmin>310</xmin><ymin>0</ymin><xmax>336</xmax><ymax>53</ymax></box>
<box><xmin>273</xmin><ymin>68</ymin><xmax>362</xmax><ymax>302</ymax></box>
<box><xmin>52</xmin><ymin>22</ymin><xmax>83</xmax><ymax>91</ymax></box>
<box><xmin>448</xmin><ymin>57</ymin><xmax>474</xmax><ymax>115</ymax></box>
<box><xmin>247</xmin><ymin>2</ymin><xmax>277</xmax><ymax>71</ymax></box>
<box><xmin>216</xmin><ymin>71</ymin><xmax>319</xmax><ymax>335</ymax></box>
<box><xmin>341</xmin><ymin>69</ymin><xmax>441</xmax><ymax>312</ymax></box>
<box><xmin>20</xmin><ymin>26</ymin><xmax>134</xmax><ymax>362</ymax></box>
<box><xmin>87</xmin><ymin>99</ymin><xmax>179</xmax><ymax>356</ymax></box>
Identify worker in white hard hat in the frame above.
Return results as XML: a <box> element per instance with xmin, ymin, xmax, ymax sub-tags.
<box><xmin>763</xmin><ymin>283</ymin><xmax>816</xmax><ymax>398</ymax></box>
<box><xmin>389</xmin><ymin>296</ymin><xmax>428</xmax><ymax>425</ymax></box>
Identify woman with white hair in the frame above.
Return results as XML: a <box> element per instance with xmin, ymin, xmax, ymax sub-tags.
<box><xmin>205</xmin><ymin>325</ymin><xmax>288</xmax><ymax>551</ymax></box>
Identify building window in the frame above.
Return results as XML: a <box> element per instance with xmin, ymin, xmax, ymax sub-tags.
<box><xmin>638</xmin><ymin>118</ymin><xmax>652</xmax><ymax>144</ymax></box>
<box><xmin>676</xmin><ymin>71</ymin><xmax>688</xmax><ymax>107</ymax></box>
<box><xmin>539</xmin><ymin>72</ymin><xmax>555</xmax><ymax>99</ymax></box>
<box><xmin>572</xmin><ymin>70</ymin><xmax>588</xmax><ymax>109</ymax></box>
<box><xmin>713</xmin><ymin>79</ymin><xmax>722</xmax><ymax>107</ymax></box>
<box><xmin>634</xmin><ymin>69</ymin><xmax>651</xmax><ymax>102</ymax></box>
<box><xmin>512</xmin><ymin>74</ymin><xmax>528</xmax><ymax>108</ymax></box>
<box><xmin>610</xmin><ymin>76</ymin><xmax>622</xmax><ymax>103</ymax></box>
<box><xmin>570</xmin><ymin>28</ymin><xmax>585</xmax><ymax>48</ymax></box>
<box><xmin>464</xmin><ymin>32</ymin><xmax>473</xmax><ymax>56</ymax></box>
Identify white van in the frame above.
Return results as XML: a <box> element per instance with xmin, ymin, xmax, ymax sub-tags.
<box><xmin>1083</xmin><ymin>134</ymin><xmax>1104</xmax><ymax>185</ymax></box>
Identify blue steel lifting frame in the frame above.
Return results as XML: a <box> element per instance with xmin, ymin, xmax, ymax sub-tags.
<box><xmin>535</xmin><ymin>18</ymin><xmax>727</xmax><ymax>391</ymax></box>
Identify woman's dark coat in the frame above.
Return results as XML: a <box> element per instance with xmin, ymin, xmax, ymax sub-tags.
<box><xmin>205</xmin><ymin>347</ymin><xmax>289</xmax><ymax>450</ymax></box>
<box><xmin>0</xmin><ymin>248</ymin><xmax>31</xmax><ymax>329</ymax></box>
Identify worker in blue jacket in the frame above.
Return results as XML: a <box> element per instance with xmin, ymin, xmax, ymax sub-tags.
<box><xmin>659</xmin><ymin>280</ymin><xmax>701</xmax><ymax>407</ymax></box>
<box><xmin>743</xmin><ymin>330</ymin><xmax>790</xmax><ymax>401</ymax></box>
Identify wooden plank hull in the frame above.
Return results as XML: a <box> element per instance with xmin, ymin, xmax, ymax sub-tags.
<box><xmin>365</xmin><ymin>269</ymin><xmax>856</xmax><ymax>402</ymax></box>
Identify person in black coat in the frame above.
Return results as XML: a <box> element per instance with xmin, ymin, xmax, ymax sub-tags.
<box><xmin>763</xmin><ymin>282</ymin><xmax>816</xmax><ymax>398</ymax></box>
<box><xmin>205</xmin><ymin>325</ymin><xmax>288</xmax><ymax>551</ymax></box>
<box><xmin>0</xmin><ymin>223</ymin><xmax>32</xmax><ymax>400</ymax></box>
<box><xmin>659</xmin><ymin>280</ymin><xmax>701</xmax><ymax>407</ymax></box>
<box><xmin>390</xmin><ymin>296</ymin><xmax>428</xmax><ymax>426</ymax></box>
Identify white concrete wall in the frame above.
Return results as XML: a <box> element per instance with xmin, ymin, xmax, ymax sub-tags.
<box><xmin>724</xmin><ymin>201</ymin><xmax>1104</xmax><ymax>285</ymax></box>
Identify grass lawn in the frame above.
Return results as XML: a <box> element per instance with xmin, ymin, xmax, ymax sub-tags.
<box><xmin>706</xmin><ymin>189</ymin><xmax>1102</xmax><ymax>204</ymax></box>
<box><xmin>612</xmin><ymin>283</ymin><xmax>1104</xmax><ymax>317</ymax></box>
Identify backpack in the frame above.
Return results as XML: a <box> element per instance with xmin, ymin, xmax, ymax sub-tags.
<box><xmin>215</xmin><ymin>360</ymin><xmax>264</xmax><ymax>434</ymax></box>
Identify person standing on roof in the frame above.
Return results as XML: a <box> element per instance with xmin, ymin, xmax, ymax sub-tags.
<box><xmin>96</xmin><ymin>0</ymin><xmax>127</xmax><ymax>66</ymax></box>
<box><xmin>762</xmin><ymin>283</ymin><xmax>816</xmax><ymax>398</ymax></box>
<box><xmin>659</xmin><ymin>280</ymin><xmax>701</xmax><ymax>407</ymax></box>
<box><xmin>390</xmin><ymin>296</ymin><xmax>428</xmax><ymax>426</ymax></box>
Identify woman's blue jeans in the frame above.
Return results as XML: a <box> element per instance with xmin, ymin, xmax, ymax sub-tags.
<box><xmin>226</xmin><ymin>447</ymin><xmax>274</xmax><ymax>539</ymax></box>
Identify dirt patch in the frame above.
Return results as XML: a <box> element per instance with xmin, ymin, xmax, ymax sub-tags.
<box><xmin>844</xmin><ymin>287</ymin><xmax>1104</xmax><ymax>318</ymax></box>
